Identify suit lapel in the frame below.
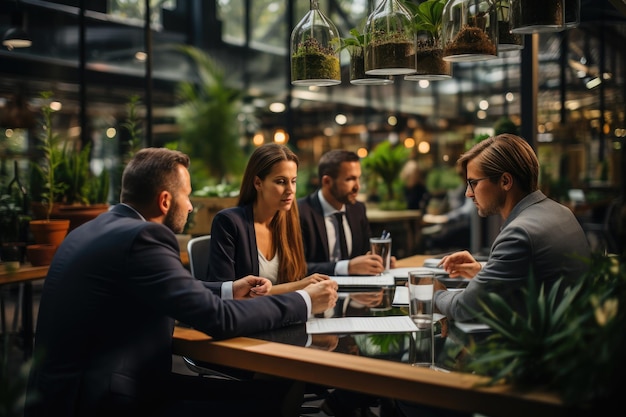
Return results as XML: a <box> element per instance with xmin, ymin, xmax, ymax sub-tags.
<box><xmin>310</xmin><ymin>193</ymin><xmax>330</xmax><ymax>258</ymax></box>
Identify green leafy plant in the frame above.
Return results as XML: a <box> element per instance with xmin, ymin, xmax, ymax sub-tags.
<box><xmin>175</xmin><ymin>45</ymin><xmax>246</xmax><ymax>185</ymax></box>
<box><xmin>362</xmin><ymin>141</ymin><xmax>410</xmax><ymax>206</ymax></box>
<box><xmin>31</xmin><ymin>91</ymin><xmax>68</xmax><ymax>221</ymax></box>
<box><xmin>404</xmin><ymin>0</ymin><xmax>446</xmax><ymax>40</ymax></box>
<box><xmin>461</xmin><ymin>252</ymin><xmax>625</xmax><ymax>409</ymax></box>
<box><xmin>0</xmin><ymin>192</ymin><xmax>30</xmax><ymax>243</ymax></box>
<box><xmin>342</xmin><ymin>28</ymin><xmax>368</xmax><ymax>50</ymax></box>
<box><xmin>31</xmin><ymin>92</ymin><xmax>109</xmax><ymax>216</ymax></box>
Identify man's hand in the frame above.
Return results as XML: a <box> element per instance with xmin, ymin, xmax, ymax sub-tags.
<box><xmin>233</xmin><ymin>275</ymin><xmax>272</xmax><ymax>299</ymax></box>
<box><xmin>301</xmin><ymin>273</ymin><xmax>330</xmax><ymax>286</ymax></box>
<box><xmin>347</xmin><ymin>254</ymin><xmax>386</xmax><ymax>275</ymax></box>
<box><xmin>304</xmin><ymin>280</ymin><xmax>339</xmax><ymax>315</ymax></box>
<box><xmin>438</xmin><ymin>250</ymin><xmax>480</xmax><ymax>279</ymax></box>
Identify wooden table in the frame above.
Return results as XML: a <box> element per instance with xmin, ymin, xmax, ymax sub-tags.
<box><xmin>172</xmin><ymin>254</ymin><xmax>571</xmax><ymax>417</ymax></box>
<box><xmin>0</xmin><ymin>264</ymin><xmax>48</xmax><ymax>358</ymax></box>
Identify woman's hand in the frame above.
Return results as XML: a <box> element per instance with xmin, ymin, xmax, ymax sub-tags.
<box><xmin>233</xmin><ymin>275</ymin><xmax>272</xmax><ymax>299</ymax></box>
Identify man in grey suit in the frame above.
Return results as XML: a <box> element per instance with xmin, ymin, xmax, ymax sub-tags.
<box><xmin>435</xmin><ymin>134</ymin><xmax>591</xmax><ymax>322</ymax></box>
<box><xmin>298</xmin><ymin>149</ymin><xmax>393</xmax><ymax>276</ymax></box>
<box><xmin>25</xmin><ymin>148</ymin><xmax>338</xmax><ymax>417</ymax></box>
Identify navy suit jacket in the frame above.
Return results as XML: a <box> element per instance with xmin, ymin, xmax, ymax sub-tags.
<box><xmin>26</xmin><ymin>204</ymin><xmax>307</xmax><ymax>417</ymax></box>
<box><xmin>208</xmin><ymin>205</ymin><xmax>262</xmax><ymax>281</ymax></box>
<box><xmin>298</xmin><ymin>192</ymin><xmax>371</xmax><ymax>275</ymax></box>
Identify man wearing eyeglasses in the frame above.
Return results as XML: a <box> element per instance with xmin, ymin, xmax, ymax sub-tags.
<box><xmin>434</xmin><ymin>133</ymin><xmax>591</xmax><ymax>322</ymax></box>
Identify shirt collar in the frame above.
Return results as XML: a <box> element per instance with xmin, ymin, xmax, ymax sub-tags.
<box><xmin>317</xmin><ymin>190</ymin><xmax>344</xmax><ymax>218</ymax></box>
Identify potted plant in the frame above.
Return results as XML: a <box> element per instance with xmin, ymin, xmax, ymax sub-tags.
<box><xmin>459</xmin><ymin>252</ymin><xmax>625</xmax><ymax>411</ymax></box>
<box><xmin>30</xmin><ymin>91</ymin><xmax>109</xmax><ymax>232</ymax></box>
<box><xmin>404</xmin><ymin>0</ymin><xmax>452</xmax><ymax>80</ymax></box>
<box><xmin>342</xmin><ymin>27</ymin><xmax>393</xmax><ymax>85</ymax></box>
<box><xmin>28</xmin><ymin>91</ymin><xmax>70</xmax><ymax>251</ymax></box>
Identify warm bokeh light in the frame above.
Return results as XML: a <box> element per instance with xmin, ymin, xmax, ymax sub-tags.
<box><xmin>357</xmin><ymin>147</ymin><xmax>368</xmax><ymax>158</ymax></box>
<box><xmin>106</xmin><ymin>127</ymin><xmax>116</xmax><ymax>138</ymax></box>
<box><xmin>50</xmin><ymin>101</ymin><xmax>62</xmax><ymax>111</ymax></box>
<box><xmin>253</xmin><ymin>133</ymin><xmax>264</xmax><ymax>146</ymax></box>
<box><xmin>273</xmin><ymin>129</ymin><xmax>287</xmax><ymax>144</ymax></box>
<box><xmin>335</xmin><ymin>113</ymin><xmax>347</xmax><ymax>125</ymax></box>
<box><xmin>417</xmin><ymin>141</ymin><xmax>430</xmax><ymax>154</ymax></box>
<box><xmin>269</xmin><ymin>102</ymin><xmax>286</xmax><ymax>113</ymax></box>
<box><xmin>387</xmin><ymin>115</ymin><xmax>397</xmax><ymax>126</ymax></box>
<box><xmin>403</xmin><ymin>137</ymin><xmax>415</xmax><ymax>148</ymax></box>
<box><xmin>478</xmin><ymin>100</ymin><xmax>489</xmax><ymax>110</ymax></box>
<box><xmin>477</xmin><ymin>110</ymin><xmax>487</xmax><ymax>119</ymax></box>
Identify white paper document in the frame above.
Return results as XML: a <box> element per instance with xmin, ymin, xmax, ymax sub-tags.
<box><xmin>330</xmin><ymin>274</ymin><xmax>394</xmax><ymax>288</ymax></box>
<box><xmin>306</xmin><ymin>316</ymin><xmax>418</xmax><ymax>334</ymax></box>
<box><xmin>389</xmin><ymin>267</ymin><xmax>448</xmax><ymax>279</ymax></box>
<box><xmin>453</xmin><ymin>321</ymin><xmax>491</xmax><ymax>333</ymax></box>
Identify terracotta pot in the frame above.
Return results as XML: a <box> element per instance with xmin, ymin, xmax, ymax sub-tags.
<box><xmin>31</xmin><ymin>203</ymin><xmax>109</xmax><ymax>231</ymax></box>
<box><xmin>29</xmin><ymin>219</ymin><xmax>70</xmax><ymax>247</ymax></box>
<box><xmin>26</xmin><ymin>244</ymin><xmax>57</xmax><ymax>266</ymax></box>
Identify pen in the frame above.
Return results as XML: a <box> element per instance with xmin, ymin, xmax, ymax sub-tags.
<box><xmin>380</xmin><ymin>230</ymin><xmax>387</xmax><ymax>239</ymax></box>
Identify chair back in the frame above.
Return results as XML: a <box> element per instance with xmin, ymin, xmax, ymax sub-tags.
<box><xmin>187</xmin><ymin>235</ymin><xmax>211</xmax><ymax>280</ymax></box>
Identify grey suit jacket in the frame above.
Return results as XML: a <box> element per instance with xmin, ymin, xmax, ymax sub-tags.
<box><xmin>435</xmin><ymin>191</ymin><xmax>591</xmax><ymax>322</ymax></box>
<box><xmin>26</xmin><ymin>204</ymin><xmax>307</xmax><ymax>416</ymax></box>
<box><xmin>298</xmin><ymin>192</ymin><xmax>371</xmax><ymax>275</ymax></box>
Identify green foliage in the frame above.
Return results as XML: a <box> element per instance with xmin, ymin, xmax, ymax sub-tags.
<box><xmin>342</xmin><ymin>28</ymin><xmax>368</xmax><ymax>50</ymax></box>
<box><xmin>404</xmin><ymin>0</ymin><xmax>446</xmax><ymax>39</ymax></box>
<box><xmin>493</xmin><ymin>116</ymin><xmax>519</xmax><ymax>135</ymax></box>
<box><xmin>462</xmin><ymin>253</ymin><xmax>626</xmax><ymax>408</ymax></box>
<box><xmin>362</xmin><ymin>141</ymin><xmax>410</xmax><ymax>204</ymax></box>
<box><xmin>175</xmin><ymin>45</ymin><xmax>246</xmax><ymax>184</ymax></box>
<box><xmin>32</xmin><ymin>91</ymin><xmax>68</xmax><ymax>220</ymax></box>
<box><xmin>0</xmin><ymin>192</ymin><xmax>30</xmax><ymax>243</ymax></box>
<box><xmin>425</xmin><ymin>166</ymin><xmax>462</xmax><ymax>193</ymax></box>
<box><xmin>32</xmin><ymin>92</ymin><xmax>109</xmax><ymax>216</ymax></box>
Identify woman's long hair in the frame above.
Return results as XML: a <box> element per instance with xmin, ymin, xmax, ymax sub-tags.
<box><xmin>238</xmin><ymin>143</ymin><xmax>306</xmax><ymax>283</ymax></box>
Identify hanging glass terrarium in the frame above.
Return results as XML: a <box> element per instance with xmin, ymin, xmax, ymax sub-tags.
<box><xmin>364</xmin><ymin>0</ymin><xmax>416</xmax><ymax>76</ymax></box>
<box><xmin>343</xmin><ymin>27</ymin><xmax>394</xmax><ymax>85</ymax></box>
<box><xmin>496</xmin><ymin>0</ymin><xmax>524</xmax><ymax>52</ymax></box>
<box><xmin>290</xmin><ymin>0</ymin><xmax>341</xmax><ymax>86</ymax></box>
<box><xmin>510</xmin><ymin>0</ymin><xmax>564</xmax><ymax>34</ymax></box>
<box><xmin>404</xmin><ymin>0</ymin><xmax>451</xmax><ymax>81</ymax></box>
<box><xmin>442</xmin><ymin>0</ymin><xmax>498</xmax><ymax>62</ymax></box>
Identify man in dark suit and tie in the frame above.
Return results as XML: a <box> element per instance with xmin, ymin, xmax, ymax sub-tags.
<box><xmin>25</xmin><ymin>148</ymin><xmax>338</xmax><ymax>417</ymax></box>
<box><xmin>298</xmin><ymin>149</ymin><xmax>393</xmax><ymax>276</ymax></box>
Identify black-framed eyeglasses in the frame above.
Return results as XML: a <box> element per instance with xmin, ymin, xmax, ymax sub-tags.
<box><xmin>466</xmin><ymin>176</ymin><xmax>496</xmax><ymax>193</ymax></box>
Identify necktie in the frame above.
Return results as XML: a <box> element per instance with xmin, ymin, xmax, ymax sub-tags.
<box><xmin>333</xmin><ymin>212</ymin><xmax>348</xmax><ymax>260</ymax></box>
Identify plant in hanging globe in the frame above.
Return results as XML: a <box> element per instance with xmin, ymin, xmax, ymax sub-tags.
<box><xmin>291</xmin><ymin>37</ymin><xmax>341</xmax><ymax>86</ymax></box>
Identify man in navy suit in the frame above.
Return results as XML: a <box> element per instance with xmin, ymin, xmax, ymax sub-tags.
<box><xmin>298</xmin><ymin>149</ymin><xmax>394</xmax><ymax>276</ymax></box>
<box><xmin>25</xmin><ymin>148</ymin><xmax>338</xmax><ymax>417</ymax></box>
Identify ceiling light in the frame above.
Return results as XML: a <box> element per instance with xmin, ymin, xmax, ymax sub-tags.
<box><xmin>2</xmin><ymin>28</ymin><xmax>32</xmax><ymax>50</ymax></box>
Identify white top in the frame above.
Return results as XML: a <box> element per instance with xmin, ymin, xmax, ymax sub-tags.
<box><xmin>258</xmin><ymin>251</ymin><xmax>279</xmax><ymax>284</ymax></box>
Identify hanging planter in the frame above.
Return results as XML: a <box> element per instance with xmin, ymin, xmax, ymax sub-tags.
<box><xmin>343</xmin><ymin>28</ymin><xmax>394</xmax><ymax>85</ymax></box>
<box><xmin>442</xmin><ymin>0</ymin><xmax>498</xmax><ymax>62</ymax></box>
<box><xmin>404</xmin><ymin>0</ymin><xmax>451</xmax><ymax>81</ymax></box>
<box><xmin>510</xmin><ymin>0</ymin><xmax>564</xmax><ymax>34</ymax></box>
<box><xmin>365</xmin><ymin>0</ymin><xmax>416</xmax><ymax>76</ymax></box>
<box><xmin>496</xmin><ymin>0</ymin><xmax>524</xmax><ymax>53</ymax></box>
<box><xmin>290</xmin><ymin>0</ymin><xmax>341</xmax><ymax>86</ymax></box>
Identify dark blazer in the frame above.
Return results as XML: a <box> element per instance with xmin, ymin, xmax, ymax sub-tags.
<box><xmin>26</xmin><ymin>204</ymin><xmax>307</xmax><ymax>417</ymax></box>
<box><xmin>208</xmin><ymin>204</ymin><xmax>260</xmax><ymax>281</ymax></box>
<box><xmin>298</xmin><ymin>192</ymin><xmax>371</xmax><ymax>275</ymax></box>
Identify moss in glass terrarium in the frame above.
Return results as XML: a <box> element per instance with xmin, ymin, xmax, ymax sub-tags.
<box><xmin>291</xmin><ymin>37</ymin><xmax>340</xmax><ymax>85</ymax></box>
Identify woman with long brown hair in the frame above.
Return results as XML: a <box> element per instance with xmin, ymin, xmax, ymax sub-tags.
<box><xmin>208</xmin><ymin>143</ymin><xmax>329</xmax><ymax>294</ymax></box>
